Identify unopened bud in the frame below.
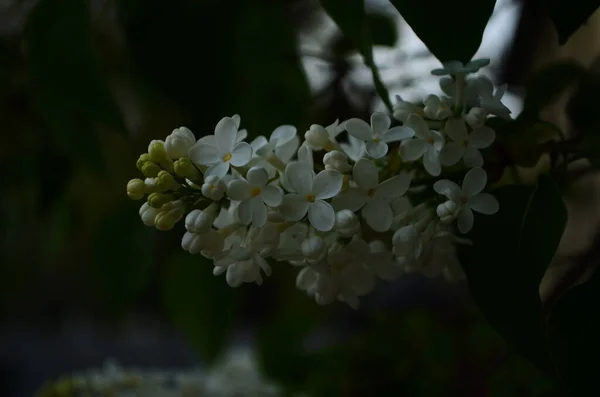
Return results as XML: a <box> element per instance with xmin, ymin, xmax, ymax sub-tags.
<box><xmin>301</xmin><ymin>236</ymin><xmax>327</xmax><ymax>263</ymax></box>
<box><xmin>126</xmin><ymin>178</ymin><xmax>146</xmax><ymax>200</ymax></box>
<box><xmin>174</xmin><ymin>157</ymin><xmax>201</xmax><ymax>180</ymax></box>
<box><xmin>155</xmin><ymin>170</ymin><xmax>179</xmax><ymax>191</ymax></box>
<box><xmin>201</xmin><ymin>175</ymin><xmax>226</xmax><ymax>201</ymax></box>
<box><xmin>148</xmin><ymin>140</ymin><xmax>174</xmax><ymax>171</ymax></box>
<box><xmin>147</xmin><ymin>192</ymin><xmax>173</xmax><ymax>208</ymax></box>
<box><xmin>136</xmin><ymin>153</ymin><xmax>151</xmax><ymax>171</ymax></box>
<box><xmin>335</xmin><ymin>209</ymin><xmax>360</xmax><ymax>237</ymax></box>
<box><xmin>304</xmin><ymin>124</ymin><xmax>330</xmax><ymax>150</ymax></box>
<box><xmin>185</xmin><ymin>203</ymin><xmax>220</xmax><ymax>234</ymax></box>
<box><xmin>464</xmin><ymin>107</ymin><xmax>487</xmax><ymax>128</ymax></box>
<box><xmin>165</xmin><ymin>127</ymin><xmax>195</xmax><ymax>159</ymax></box>
<box><xmin>323</xmin><ymin>150</ymin><xmax>351</xmax><ymax>173</ymax></box>
<box><xmin>436</xmin><ymin>200</ymin><xmax>459</xmax><ymax>223</ymax></box>
<box><xmin>141</xmin><ymin>161</ymin><xmax>161</xmax><ymax>178</ymax></box>
<box><xmin>139</xmin><ymin>202</ymin><xmax>159</xmax><ymax>226</ymax></box>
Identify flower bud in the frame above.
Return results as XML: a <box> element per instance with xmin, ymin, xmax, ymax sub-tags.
<box><xmin>136</xmin><ymin>153</ymin><xmax>151</xmax><ymax>171</ymax></box>
<box><xmin>165</xmin><ymin>127</ymin><xmax>196</xmax><ymax>159</ymax></box>
<box><xmin>185</xmin><ymin>203</ymin><xmax>219</xmax><ymax>234</ymax></box>
<box><xmin>323</xmin><ymin>150</ymin><xmax>351</xmax><ymax>173</ymax></box>
<box><xmin>141</xmin><ymin>161</ymin><xmax>161</xmax><ymax>178</ymax></box>
<box><xmin>147</xmin><ymin>192</ymin><xmax>173</xmax><ymax>209</ymax></box>
<box><xmin>423</xmin><ymin>95</ymin><xmax>452</xmax><ymax>120</ymax></box>
<box><xmin>174</xmin><ymin>157</ymin><xmax>201</xmax><ymax>180</ymax></box>
<box><xmin>304</xmin><ymin>124</ymin><xmax>330</xmax><ymax>150</ymax></box>
<box><xmin>301</xmin><ymin>236</ymin><xmax>327</xmax><ymax>263</ymax></box>
<box><xmin>126</xmin><ymin>178</ymin><xmax>146</xmax><ymax>200</ymax></box>
<box><xmin>139</xmin><ymin>202</ymin><xmax>159</xmax><ymax>226</ymax></box>
<box><xmin>201</xmin><ymin>175</ymin><xmax>226</xmax><ymax>201</ymax></box>
<box><xmin>148</xmin><ymin>139</ymin><xmax>173</xmax><ymax>171</ymax></box>
<box><xmin>335</xmin><ymin>209</ymin><xmax>360</xmax><ymax>237</ymax></box>
<box><xmin>155</xmin><ymin>211</ymin><xmax>179</xmax><ymax>231</ymax></box>
<box><xmin>464</xmin><ymin>107</ymin><xmax>487</xmax><ymax>128</ymax></box>
<box><xmin>436</xmin><ymin>200</ymin><xmax>459</xmax><ymax>223</ymax></box>
<box><xmin>155</xmin><ymin>170</ymin><xmax>179</xmax><ymax>191</ymax></box>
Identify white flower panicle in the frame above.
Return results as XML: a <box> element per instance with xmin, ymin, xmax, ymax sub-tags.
<box><xmin>127</xmin><ymin>60</ymin><xmax>507</xmax><ymax>309</ymax></box>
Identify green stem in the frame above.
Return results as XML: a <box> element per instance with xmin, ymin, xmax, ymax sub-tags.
<box><xmin>364</xmin><ymin>55</ymin><xmax>393</xmax><ymax>113</ymax></box>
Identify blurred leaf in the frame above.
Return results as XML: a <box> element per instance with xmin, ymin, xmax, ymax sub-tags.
<box><xmin>520</xmin><ymin>60</ymin><xmax>590</xmax><ymax>119</ymax></box>
<box><xmin>459</xmin><ymin>175</ymin><xmax>567</xmax><ymax>375</ymax></box>
<box><xmin>546</xmin><ymin>0</ymin><xmax>599</xmax><ymax>45</ymax></box>
<box><xmin>320</xmin><ymin>0</ymin><xmax>393</xmax><ymax>111</ymax></box>
<box><xmin>162</xmin><ymin>251</ymin><xmax>239</xmax><ymax>364</ymax></box>
<box><xmin>92</xmin><ymin>200</ymin><xmax>156</xmax><ymax>316</ymax></box>
<box><xmin>548</xmin><ymin>266</ymin><xmax>600</xmax><ymax>396</ymax></box>
<box><xmin>26</xmin><ymin>0</ymin><xmax>126</xmax><ymax>175</ymax></box>
<box><xmin>368</xmin><ymin>13</ymin><xmax>399</xmax><ymax>48</ymax></box>
<box><xmin>388</xmin><ymin>0</ymin><xmax>496</xmax><ymax>63</ymax></box>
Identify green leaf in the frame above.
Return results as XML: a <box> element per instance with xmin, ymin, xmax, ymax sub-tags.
<box><xmin>367</xmin><ymin>13</ymin><xmax>399</xmax><ymax>48</ymax></box>
<box><xmin>459</xmin><ymin>175</ymin><xmax>567</xmax><ymax>374</ymax></box>
<box><xmin>162</xmin><ymin>251</ymin><xmax>239</xmax><ymax>364</ymax></box>
<box><xmin>92</xmin><ymin>200</ymin><xmax>156</xmax><ymax>317</ymax></box>
<box><xmin>546</xmin><ymin>0</ymin><xmax>599</xmax><ymax>45</ymax></box>
<box><xmin>320</xmin><ymin>0</ymin><xmax>393</xmax><ymax>111</ymax></box>
<box><xmin>388</xmin><ymin>0</ymin><xmax>496</xmax><ymax>64</ymax></box>
<box><xmin>548</xmin><ymin>266</ymin><xmax>600</xmax><ymax>396</ymax></box>
<box><xmin>26</xmin><ymin>0</ymin><xmax>126</xmax><ymax>175</ymax></box>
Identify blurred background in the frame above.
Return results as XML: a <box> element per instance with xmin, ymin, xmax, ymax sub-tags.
<box><xmin>1</xmin><ymin>0</ymin><xmax>599</xmax><ymax>396</ymax></box>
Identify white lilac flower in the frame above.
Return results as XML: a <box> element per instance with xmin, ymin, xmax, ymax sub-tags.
<box><xmin>227</xmin><ymin>167</ymin><xmax>283</xmax><ymax>227</ymax></box>
<box><xmin>431</xmin><ymin>59</ymin><xmax>490</xmax><ymax>76</ymax></box>
<box><xmin>188</xmin><ymin>117</ymin><xmax>253</xmax><ymax>178</ymax></box>
<box><xmin>464</xmin><ymin>107</ymin><xmax>488</xmax><ymax>128</ymax></box>
<box><xmin>181</xmin><ymin>229</ymin><xmax>224</xmax><ymax>256</ymax></box>
<box><xmin>423</xmin><ymin>95</ymin><xmax>452</xmax><ymax>120</ymax></box>
<box><xmin>253</xmin><ymin>125</ymin><xmax>298</xmax><ymax>161</ymax></box>
<box><xmin>473</xmin><ymin>76</ymin><xmax>512</xmax><ymax>119</ymax></box>
<box><xmin>340</xmin><ymin>133</ymin><xmax>365</xmax><ymax>162</ymax></box>
<box><xmin>304</xmin><ymin>119</ymin><xmax>344</xmax><ymax>151</ymax></box>
<box><xmin>392</xmin><ymin>95</ymin><xmax>424</xmax><ymax>122</ymax></box>
<box><xmin>369</xmin><ymin>240</ymin><xmax>404</xmax><ymax>281</ymax></box>
<box><xmin>345</xmin><ymin>112</ymin><xmax>414</xmax><ymax>158</ymax></box>
<box><xmin>164</xmin><ymin>127</ymin><xmax>196</xmax><ymax>159</ymax></box>
<box><xmin>333</xmin><ymin>158</ymin><xmax>411</xmax><ymax>232</ymax></box>
<box><xmin>323</xmin><ymin>150</ymin><xmax>351</xmax><ymax>173</ymax></box>
<box><xmin>334</xmin><ymin>209</ymin><xmax>361</xmax><ymax>237</ymax></box>
<box><xmin>201</xmin><ymin>175</ymin><xmax>227</xmax><ymax>201</ymax></box>
<box><xmin>433</xmin><ymin>167</ymin><xmax>499</xmax><ymax>234</ymax></box>
<box><xmin>139</xmin><ymin>202</ymin><xmax>159</xmax><ymax>226</ymax></box>
<box><xmin>438</xmin><ymin>118</ymin><xmax>495</xmax><ymax>167</ymax></box>
<box><xmin>279</xmin><ymin>162</ymin><xmax>343</xmax><ymax>231</ymax></box>
<box><xmin>399</xmin><ymin>114</ymin><xmax>444</xmax><ymax>176</ymax></box>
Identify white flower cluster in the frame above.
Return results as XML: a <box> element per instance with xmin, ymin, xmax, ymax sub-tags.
<box><xmin>37</xmin><ymin>349</ymin><xmax>290</xmax><ymax>397</ymax></box>
<box><xmin>127</xmin><ymin>59</ymin><xmax>508</xmax><ymax>309</ymax></box>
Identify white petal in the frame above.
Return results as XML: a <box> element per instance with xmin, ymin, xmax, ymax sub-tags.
<box><xmin>229</xmin><ymin>142</ymin><xmax>252</xmax><ymax>166</ymax></box>
<box><xmin>227</xmin><ymin>179</ymin><xmax>251</xmax><ymax>201</ymax></box>
<box><xmin>381</xmin><ymin>126</ymin><xmax>414</xmax><ymax>142</ymax></box>
<box><xmin>469</xmin><ymin>126</ymin><xmax>495</xmax><ymax>148</ymax></box>
<box><xmin>237</xmin><ymin>199</ymin><xmax>252</xmax><ymax>225</ymax></box>
<box><xmin>332</xmin><ymin>188</ymin><xmax>369</xmax><ymax>211</ymax></box>
<box><xmin>463</xmin><ymin>145</ymin><xmax>484</xmax><ymax>167</ymax></box>
<box><xmin>232</xmin><ymin>114</ymin><xmax>241</xmax><ymax>128</ymax></box>
<box><xmin>345</xmin><ymin>118</ymin><xmax>373</xmax><ymax>141</ymax></box>
<box><xmin>276</xmin><ymin>135</ymin><xmax>300</xmax><ymax>162</ymax></box>
<box><xmin>255</xmin><ymin>141</ymin><xmax>276</xmax><ymax>157</ymax></box>
<box><xmin>445</xmin><ymin>118</ymin><xmax>468</xmax><ymax>142</ymax></box>
<box><xmin>423</xmin><ymin>146</ymin><xmax>442</xmax><ymax>176</ymax></box>
<box><xmin>433</xmin><ymin>179</ymin><xmax>461</xmax><ymax>200</ymax></box>
<box><xmin>308</xmin><ymin>200</ymin><xmax>335</xmax><ymax>231</ymax></box>
<box><xmin>261</xmin><ymin>185</ymin><xmax>283</xmax><ymax>207</ymax></box>
<box><xmin>237</xmin><ymin>129</ymin><xmax>248</xmax><ymax>142</ymax></box>
<box><xmin>400</xmin><ymin>139</ymin><xmax>427</xmax><ymax>161</ymax></box>
<box><xmin>205</xmin><ymin>161</ymin><xmax>229</xmax><ymax>178</ymax></box>
<box><xmin>352</xmin><ymin>158</ymin><xmax>378</xmax><ymax>190</ymax></box>
<box><xmin>280</xmin><ymin>194</ymin><xmax>309</xmax><ymax>221</ymax></box>
<box><xmin>362</xmin><ymin>199</ymin><xmax>393</xmax><ymax>232</ymax></box>
<box><xmin>250</xmin><ymin>197</ymin><xmax>268</xmax><ymax>227</ymax></box>
<box><xmin>250</xmin><ymin>136</ymin><xmax>268</xmax><ymax>152</ymax></box>
<box><xmin>271</xmin><ymin>125</ymin><xmax>297</xmax><ymax>145</ymax></box>
<box><xmin>404</xmin><ymin>113</ymin><xmax>428</xmax><ymax>137</ymax></box>
<box><xmin>286</xmin><ymin>162</ymin><xmax>314</xmax><ymax>195</ymax></box>
<box><xmin>297</xmin><ymin>143</ymin><xmax>313</xmax><ymax>166</ymax></box>
<box><xmin>214</xmin><ymin>117</ymin><xmax>238</xmax><ymax>153</ymax></box>
<box><xmin>246</xmin><ymin>166</ymin><xmax>268</xmax><ymax>187</ymax></box>
<box><xmin>370</xmin><ymin>112</ymin><xmax>391</xmax><ymax>134</ymax></box>
<box><xmin>457</xmin><ymin>207</ymin><xmax>474</xmax><ymax>234</ymax></box>
<box><xmin>365</xmin><ymin>140</ymin><xmax>388</xmax><ymax>158</ymax></box>
<box><xmin>469</xmin><ymin>193</ymin><xmax>499</xmax><ymax>215</ymax></box>
<box><xmin>225</xmin><ymin>263</ymin><xmax>246</xmax><ymax>287</ymax></box>
<box><xmin>462</xmin><ymin>167</ymin><xmax>487</xmax><ymax>197</ymax></box>
<box><xmin>198</xmin><ymin>135</ymin><xmax>216</xmax><ymax>146</ymax></box>
<box><xmin>439</xmin><ymin>142</ymin><xmax>465</xmax><ymax>166</ymax></box>
<box><xmin>188</xmin><ymin>143</ymin><xmax>220</xmax><ymax>165</ymax></box>
<box><xmin>256</xmin><ymin>255</ymin><xmax>271</xmax><ymax>276</ymax></box>
<box><xmin>374</xmin><ymin>173</ymin><xmax>411</xmax><ymax>200</ymax></box>
<box><xmin>313</xmin><ymin>170</ymin><xmax>343</xmax><ymax>200</ymax></box>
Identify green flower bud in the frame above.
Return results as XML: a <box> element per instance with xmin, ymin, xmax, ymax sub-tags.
<box><xmin>147</xmin><ymin>192</ymin><xmax>173</xmax><ymax>208</ymax></box>
<box><xmin>136</xmin><ymin>153</ymin><xmax>151</xmax><ymax>171</ymax></box>
<box><xmin>141</xmin><ymin>161</ymin><xmax>161</xmax><ymax>178</ymax></box>
<box><xmin>126</xmin><ymin>178</ymin><xmax>146</xmax><ymax>200</ymax></box>
<box><xmin>148</xmin><ymin>140</ymin><xmax>168</xmax><ymax>163</ymax></box>
<box><xmin>155</xmin><ymin>211</ymin><xmax>177</xmax><ymax>231</ymax></box>
<box><xmin>174</xmin><ymin>157</ymin><xmax>201</xmax><ymax>180</ymax></box>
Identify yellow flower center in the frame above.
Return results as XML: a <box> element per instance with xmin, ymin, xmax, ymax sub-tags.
<box><xmin>461</xmin><ymin>140</ymin><xmax>469</xmax><ymax>148</ymax></box>
<box><xmin>460</xmin><ymin>196</ymin><xmax>468</xmax><ymax>205</ymax></box>
<box><xmin>426</xmin><ymin>137</ymin><xmax>435</xmax><ymax>144</ymax></box>
<box><xmin>305</xmin><ymin>194</ymin><xmax>316</xmax><ymax>202</ymax></box>
<box><xmin>367</xmin><ymin>188</ymin><xmax>376</xmax><ymax>197</ymax></box>
<box><xmin>373</xmin><ymin>138</ymin><xmax>381</xmax><ymax>143</ymax></box>
<box><xmin>223</xmin><ymin>153</ymin><xmax>232</xmax><ymax>162</ymax></box>
<box><xmin>323</xmin><ymin>140</ymin><xmax>335</xmax><ymax>151</ymax></box>
<box><xmin>251</xmin><ymin>187</ymin><xmax>261</xmax><ymax>197</ymax></box>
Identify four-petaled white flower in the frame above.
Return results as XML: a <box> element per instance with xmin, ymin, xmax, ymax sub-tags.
<box><xmin>431</xmin><ymin>59</ymin><xmax>490</xmax><ymax>76</ymax></box>
<box><xmin>439</xmin><ymin>118</ymin><xmax>495</xmax><ymax>168</ymax></box>
<box><xmin>227</xmin><ymin>167</ymin><xmax>283</xmax><ymax>227</ymax></box>
<box><xmin>188</xmin><ymin>117</ymin><xmax>252</xmax><ymax>178</ymax></box>
<box><xmin>345</xmin><ymin>112</ymin><xmax>414</xmax><ymax>158</ymax></box>
<box><xmin>433</xmin><ymin>167</ymin><xmax>499</xmax><ymax>234</ymax></box>
<box><xmin>333</xmin><ymin>158</ymin><xmax>411</xmax><ymax>232</ymax></box>
<box><xmin>279</xmin><ymin>162</ymin><xmax>342</xmax><ymax>231</ymax></box>
<box><xmin>473</xmin><ymin>76</ymin><xmax>512</xmax><ymax>119</ymax></box>
<box><xmin>399</xmin><ymin>114</ymin><xmax>445</xmax><ymax>176</ymax></box>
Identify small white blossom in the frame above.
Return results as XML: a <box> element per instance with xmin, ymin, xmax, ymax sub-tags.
<box><xmin>473</xmin><ymin>76</ymin><xmax>512</xmax><ymax>119</ymax></box>
<box><xmin>431</xmin><ymin>58</ymin><xmax>490</xmax><ymax>76</ymax></box>
<box><xmin>345</xmin><ymin>112</ymin><xmax>414</xmax><ymax>158</ymax></box>
<box><xmin>279</xmin><ymin>162</ymin><xmax>342</xmax><ymax>231</ymax></box>
<box><xmin>334</xmin><ymin>209</ymin><xmax>361</xmax><ymax>237</ymax></box>
<box><xmin>333</xmin><ymin>158</ymin><xmax>411</xmax><ymax>232</ymax></box>
<box><xmin>201</xmin><ymin>175</ymin><xmax>227</xmax><ymax>201</ymax></box>
<box><xmin>164</xmin><ymin>127</ymin><xmax>195</xmax><ymax>159</ymax></box>
<box><xmin>188</xmin><ymin>117</ymin><xmax>253</xmax><ymax>178</ymax></box>
<box><xmin>301</xmin><ymin>235</ymin><xmax>328</xmax><ymax>263</ymax></box>
<box><xmin>340</xmin><ymin>133</ymin><xmax>365</xmax><ymax>162</ymax></box>
<box><xmin>433</xmin><ymin>167</ymin><xmax>499</xmax><ymax>233</ymax></box>
<box><xmin>323</xmin><ymin>150</ymin><xmax>351</xmax><ymax>173</ymax></box>
<box><xmin>182</xmin><ymin>229</ymin><xmax>224</xmax><ymax>256</ymax></box>
<box><xmin>464</xmin><ymin>107</ymin><xmax>488</xmax><ymax>128</ymax></box>
<box><xmin>399</xmin><ymin>114</ymin><xmax>444</xmax><ymax>176</ymax></box>
<box><xmin>423</xmin><ymin>95</ymin><xmax>452</xmax><ymax>120</ymax></box>
<box><xmin>392</xmin><ymin>95</ymin><xmax>424</xmax><ymax>122</ymax></box>
<box><xmin>439</xmin><ymin>118</ymin><xmax>495</xmax><ymax>167</ymax></box>
<box><xmin>304</xmin><ymin>119</ymin><xmax>344</xmax><ymax>151</ymax></box>
<box><xmin>139</xmin><ymin>202</ymin><xmax>159</xmax><ymax>226</ymax></box>
<box><xmin>185</xmin><ymin>203</ymin><xmax>220</xmax><ymax>234</ymax></box>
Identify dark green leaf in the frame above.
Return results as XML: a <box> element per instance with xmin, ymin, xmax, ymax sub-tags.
<box><xmin>26</xmin><ymin>0</ymin><xmax>126</xmax><ymax>174</ymax></box>
<box><xmin>92</xmin><ymin>200</ymin><xmax>156</xmax><ymax>317</ymax></box>
<box><xmin>320</xmin><ymin>0</ymin><xmax>393</xmax><ymax>111</ymax></box>
<box><xmin>546</xmin><ymin>0</ymin><xmax>599</xmax><ymax>45</ymax></box>
<box><xmin>388</xmin><ymin>0</ymin><xmax>496</xmax><ymax>63</ymax></box>
<box><xmin>459</xmin><ymin>175</ymin><xmax>567</xmax><ymax>374</ymax></box>
<box><xmin>162</xmin><ymin>251</ymin><xmax>239</xmax><ymax>364</ymax></box>
<box><xmin>368</xmin><ymin>13</ymin><xmax>399</xmax><ymax>48</ymax></box>
<box><xmin>520</xmin><ymin>60</ymin><xmax>590</xmax><ymax>119</ymax></box>
<box><xmin>549</xmin><ymin>265</ymin><xmax>600</xmax><ymax>396</ymax></box>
